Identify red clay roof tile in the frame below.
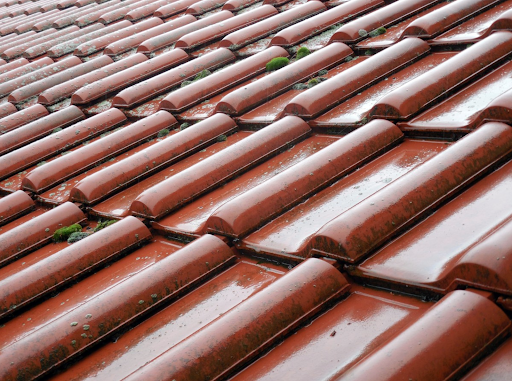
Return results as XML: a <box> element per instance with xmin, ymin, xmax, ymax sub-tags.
<box><xmin>0</xmin><ymin>202</ymin><xmax>85</xmax><ymax>266</ymax></box>
<box><xmin>130</xmin><ymin>115</ymin><xmax>310</xmax><ymax>219</ymax></box>
<box><xmin>0</xmin><ymin>105</ymin><xmax>84</xmax><ymax>156</ymax></box>
<box><xmin>0</xmin><ymin>103</ymin><xmax>49</xmax><ymax>134</ymax></box>
<box><xmin>123</xmin><ymin>258</ymin><xmax>349</xmax><ymax>381</ymax></box>
<box><xmin>71</xmin><ymin>113</ymin><xmax>236</xmax><ymax>205</ymax></box>
<box><xmin>0</xmin><ymin>234</ymin><xmax>233</xmax><ymax>381</ymax></box>
<box><xmin>136</xmin><ymin>10</ymin><xmax>233</xmax><ymax>53</ymax></box>
<box><xmin>284</xmin><ymin>37</ymin><xmax>430</xmax><ymax>119</ymax></box>
<box><xmin>160</xmin><ymin>45</ymin><xmax>288</xmax><ymax>112</ymax></box>
<box><xmin>312</xmin><ymin>122</ymin><xmax>512</xmax><ymax>263</ymax></box>
<box><xmin>0</xmin><ymin>107</ymin><xmax>125</xmax><ymax>180</ymax></box>
<box><xmin>71</xmin><ymin>48</ymin><xmax>189</xmax><ymax>104</ymax></box>
<box><xmin>0</xmin><ymin>190</ymin><xmax>35</xmax><ymax>226</ymax></box>
<box><xmin>1</xmin><ymin>0</ymin><xmax>512</xmax><ymax>378</ymax></box>
<box><xmin>23</xmin><ymin>110</ymin><xmax>177</xmax><ymax>193</ymax></box>
<box><xmin>112</xmin><ymin>48</ymin><xmax>235</xmax><ymax>108</ymax></box>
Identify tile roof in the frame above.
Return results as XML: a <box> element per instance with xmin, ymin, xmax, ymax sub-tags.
<box><xmin>0</xmin><ymin>0</ymin><xmax>512</xmax><ymax>380</ymax></box>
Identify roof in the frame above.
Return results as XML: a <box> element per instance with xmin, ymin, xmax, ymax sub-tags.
<box><xmin>0</xmin><ymin>0</ymin><xmax>512</xmax><ymax>379</ymax></box>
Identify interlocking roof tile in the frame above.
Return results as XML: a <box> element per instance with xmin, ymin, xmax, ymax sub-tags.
<box><xmin>71</xmin><ymin>113</ymin><xmax>236</xmax><ymax>205</ymax></box>
<box><xmin>71</xmin><ymin>48</ymin><xmax>189</xmax><ymax>105</ymax></box>
<box><xmin>131</xmin><ymin>116</ymin><xmax>310</xmax><ymax>219</ymax></box>
<box><xmin>0</xmin><ymin>105</ymin><xmax>84</xmax><ymax>155</ymax></box>
<box><xmin>23</xmin><ymin>110</ymin><xmax>177</xmax><ymax>193</ymax></box>
<box><xmin>1</xmin><ymin>0</ymin><xmax>512</xmax><ymax>379</ymax></box>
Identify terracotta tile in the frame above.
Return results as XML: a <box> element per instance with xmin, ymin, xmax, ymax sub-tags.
<box><xmin>351</xmin><ymin>158</ymin><xmax>512</xmax><ymax>296</ymax></box>
<box><xmin>130</xmin><ymin>116</ymin><xmax>310</xmax><ymax>220</ymax></box>
<box><xmin>0</xmin><ymin>190</ymin><xmax>34</xmax><ymax>226</ymax></box>
<box><xmin>0</xmin><ymin>235</ymin><xmax>233</xmax><ymax>381</ymax></box>
<box><xmin>477</xmin><ymin>86</ymin><xmax>512</xmax><ymax>125</ymax></box>
<box><xmin>330</xmin><ymin>0</ymin><xmax>440</xmax><ymax>44</ymax></box>
<box><xmin>155</xmin><ymin>0</ymin><xmax>222</xmax><ymax>18</ymax></box>
<box><xmin>207</xmin><ymin>120</ymin><xmax>401</xmax><ymax>239</ymax></box>
<box><xmin>47</xmin><ymin>4</ymin><xmax>103</xmax><ymax>29</ymax></box>
<box><xmin>235</xmin><ymin>87</ymin><xmax>303</xmax><ymax>127</ymax></box>
<box><xmin>50</xmin><ymin>260</ymin><xmax>284</xmax><ymax>381</ymax></box>
<box><xmin>13</xmin><ymin>9</ymin><xmax>62</xmax><ymax>34</ymax></box>
<box><xmin>0</xmin><ymin>56</ymin><xmax>81</xmax><ymax>99</ymax></box>
<box><xmin>0</xmin><ymin>108</ymin><xmax>125</xmax><ymax>181</ymax></box>
<box><xmin>331</xmin><ymin>290</ymin><xmax>510</xmax><ymax>381</ymax></box>
<box><xmin>71</xmin><ymin>49</ymin><xmax>188</xmax><ymax>105</ymax></box>
<box><xmin>238</xmin><ymin>138</ymin><xmax>444</xmax><ymax>260</ymax></box>
<box><xmin>36</xmin><ymin>135</ymin><xmax>164</xmax><ymax>206</ymax></box>
<box><xmin>0</xmin><ymin>29</ymin><xmax>56</xmax><ymax>54</ymax></box>
<box><xmin>217</xmin><ymin>42</ymin><xmax>352</xmax><ymax>116</ymax></box>
<box><xmin>122</xmin><ymin>258</ymin><xmax>349</xmax><ymax>381</ymax></box>
<box><xmin>23</xmin><ymin>111</ymin><xmax>177</xmax><ymax>194</ymax></box>
<box><xmin>311</xmin><ymin>52</ymin><xmax>457</xmax><ymax>129</ymax></box>
<box><xmin>0</xmin><ymin>236</ymin><xmax>183</xmax><ymax>347</ymax></box>
<box><xmin>71</xmin><ymin>113</ymin><xmax>237</xmax><ymax>205</ymax></box>
<box><xmin>23</xmin><ymin>23</ymin><xmax>104</xmax><ymax>59</ymax></box>
<box><xmin>0</xmin><ymin>105</ymin><xmax>84</xmax><ymax>156</ymax></box>
<box><xmin>220</xmin><ymin>1</ymin><xmax>326</xmax><ymax>49</ymax></box>
<box><xmin>104</xmin><ymin>15</ymin><xmax>196</xmax><ymax>56</ymax></box>
<box><xmin>355</xmin><ymin>2</ymin><xmax>447</xmax><ymax>50</ymax></box>
<box><xmin>284</xmin><ymin>38</ymin><xmax>430</xmax><ymax>119</ymax></box>
<box><xmin>187</xmin><ymin>0</ymin><xmax>230</xmax><ymax>15</ymax></box>
<box><xmin>153</xmin><ymin>133</ymin><xmax>340</xmax><ymax>238</ymax></box>
<box><xmin>222</xmin><ymin>0</ymin><xmax>261</xmax><ymax>12</ymax></box>
<box><xmin>9</xmin><ymin>55</ymin><xmax>111</xmax><ymax>104</ymax></box>
<box><xmin>98</xmin><ymin>0</ymin><xmax>154</xmax><ymax>24</ymax></box>
<box><xmin>0</xmin><ymin>56</ymin><xmax>53</xmax><ymax>83</ymax></box>
<box><xmin>123</xmin><ymin>0</ymin><xmax>172</xmax><ymax>20</ymax></box>
<box><xmin>0</xmin><ymin>202</ymin><xmax>85</xmax><ymax>267</ymax></box>
<box><xmin>112</xmin><ymin>48</ymin><xmax>235</xmax><ymax>108</ymax></box>
<box><xmin>160</xmin><ymin>45</ymin><xmax>288</xmax><ymax>112</ymax></box>
<box><xmin>431</xmin><ymin>0</ymin><xmax>512</xmax><ymax>45</ymax></box>
<box><xmin>311</xmin><ymin>122</ymin><xmax>512</xmax><ymax>263</ymax></box>
<box><xmin>90</xmin><ymin>129</ymin><xmax>247</xmax><ymax>219</ymax></box>
<box><xmin>232</xmin><ymin>286</ymin><xmax>432</xmax><ymax>380</ymax></box>
<box><xmin>0</xmin><ymin>216</ymin><xmax>151</xmax><ymax>319</ymax></box>
<box><xmin>74</xmin><ymin>18</ymin><xmax>165</xmax><ymax>57</ymax></box>
<box><xmin>66</xmin><ymin>0</ymin><xmax>129</xmax><ymax>27</ymax></box>
<box><xmin>0</xmin><ymin>32</ymin><xmax>30</xmax><ymax>48</ymax></box>
<box><xmin>39</xmin><ymin>53</ymin><xmax>146</xmax><ymax>105</ymax></box>
<box><xmin>0</xmin><ymin>14</ymin><xmax>30</xmax><ymax>35</ymax></box>
<box><xmin>47</xmin><ymin>21</ymin><xmax>126</xmax><ymax>58</ymax></box>
<box><xmin>370</xmin><ymin>31</ymin><xmax>512</xmax><ymax>121</ymax></box>
<box><xmin>0</xmin><ymin>103</ymin><xmax>49</xmax><ymax>134</ymax></box>
<box><xmin>2</xmin><ymin>27</ymin><xmax>79</xmax><ymax>60</ymax></box>
<box><xmin>0</xmin><ymin>208</ymin><xmax>48</xmax><ymax>235</ymax></box>
<box><xmin>461</xmin><ymin>338</ymin><xmax>512</xmax><ymax>380</ymax></box>
<box><xmin>400</xmin><ymin>59</ymin><xmax>512</xmax><ymax>135</ymax></box>
<box><xmin>271</xmin><ymin>0</ymin><xmax>383</xmax><ymax>47</ymax></box>
<box><xmin>0</xmin><ymin>102</ymin><xmax>17</xmax><ymax>118</ymax></box>
<box><xmin>137</xmin><ymin>10</ymin><xmax>232</xmax><ymax>53</ymax></box>
<box><xmin>401</xmin><ymin>0</ymin><xmax>502</xmax><ymax>40</ymax></box>
<box><xmin>174</xmin><ymin>5</ymin><xmax>278</xmax><ymax>50</ymax></box>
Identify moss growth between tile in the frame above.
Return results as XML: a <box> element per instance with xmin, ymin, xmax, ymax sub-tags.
<box><xmin>157</xmin><ymin>128</ymin><xmax>170</xmax><ymax>138</ymax></box>
<box><xmin>53</xmin><ymin>224</ymin><xmax>82</xmax><ymax>242</ymax></box>
<box><xmin>296</xmin><ymin>47</ymin><xmax>311</xmax><ymax>60</ymax></box>
<box><xmin>266</xmin><ymin>57</ymin><xmax>290</xmax><ymax>72</ymax></box>
<box><xmin>67</xmin><ymin>232</ymin><xmax>91</xmax><ymax>243</ymax></box>
<box><xmin>94</xmin><ymin>219</ymin><xmax>117</xmax><ymax>232</ymax></box>
<box><xmin>369</xmin><ymin>27</ymin><xmax>387</xmax><ymax>37</ymax></box>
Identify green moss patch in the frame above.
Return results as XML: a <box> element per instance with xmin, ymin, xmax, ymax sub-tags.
<box><xmin>266</xmin><ymin>57</ymin><xmax>290</xmax><ymax>72</ymax></box>
<box><xmin>53</xmin><ymin>224</ymin><xmax>82</xmax><ymax>242</ymax></box>
<box><xmin>296</xmin><ymin>47</ymin><xmax>311</xmax><ymax>60</ymax></box>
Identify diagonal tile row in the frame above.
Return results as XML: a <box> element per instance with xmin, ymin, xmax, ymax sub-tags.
<box><xmin>1</xmin><ymin>0</ymin><xmax>512</xmax><ymax>380</ymax></box>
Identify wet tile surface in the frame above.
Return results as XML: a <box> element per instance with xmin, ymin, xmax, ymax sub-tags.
<box><xmin>0</xmin><ymin>0</ymin><xmax>511</xmax><ymax>379</ymax></box>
